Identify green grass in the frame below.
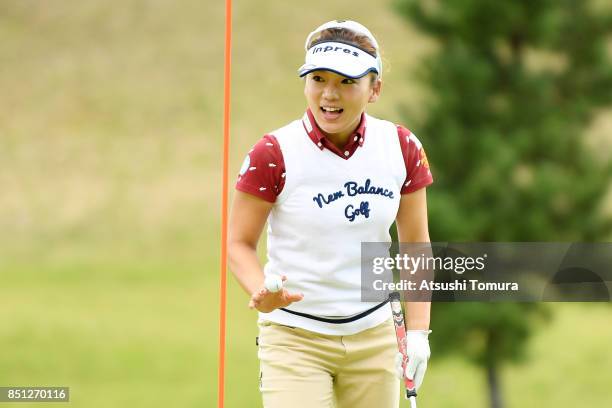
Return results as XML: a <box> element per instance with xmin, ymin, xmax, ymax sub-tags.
<box><xmin>1</xmin><ymin>1</ymin><xmax>611</xmax><ymax>407</ymax></box>
<box><xmin>0</xmin><ymin>264</ymin><xmax>213</xmax><ymax>407</ymax></box>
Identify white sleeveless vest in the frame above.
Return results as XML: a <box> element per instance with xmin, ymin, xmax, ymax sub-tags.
<box><xmin>259</xmin><ymin>114</ymin><xmax>406</xmax><ymax>335</ymax></box>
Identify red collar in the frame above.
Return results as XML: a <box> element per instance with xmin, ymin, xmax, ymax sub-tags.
<box><xmin>301</xmin><ymin>109</ymin><xmax>366</xmax><ymax>159</ymax></box>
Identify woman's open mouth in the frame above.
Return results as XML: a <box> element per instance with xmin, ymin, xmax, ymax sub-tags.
<box><xmin>321</xmin><ymin>106</ymin><xmax>344</xmax><ymax>120</ymax></box>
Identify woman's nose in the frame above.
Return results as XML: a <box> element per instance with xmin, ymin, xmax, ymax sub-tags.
<box><xmin>322</xmin><ymin>83</ymin><xmax>339</xmax><ymax>100</ymax></box>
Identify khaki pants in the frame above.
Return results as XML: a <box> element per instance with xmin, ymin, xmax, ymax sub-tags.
<box><xmin>257</xmin><ymin>318</ymin><xmax>399</xmax><ymax>408</ymax></box>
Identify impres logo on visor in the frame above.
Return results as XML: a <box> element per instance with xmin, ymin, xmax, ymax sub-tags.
<box><xmin>311</xmin><ymin>45</ymin><xmax>360</xmax><ymax>57</ymax></box>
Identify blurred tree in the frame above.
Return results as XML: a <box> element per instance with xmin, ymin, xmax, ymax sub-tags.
<box><xmin>394</xmin><ymin>1</ymin><xmax>612</xmax><ymax>407</ymax></box>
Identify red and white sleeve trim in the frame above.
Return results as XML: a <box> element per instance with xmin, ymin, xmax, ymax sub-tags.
<box><xmin>235</xmin><ymin>134</ymin><xmax>286</xmax><ymax>203</ymax></box>
<box><xmin>397</xmin><ymin>125</ymin><xmax>434</xmax><ymax>194</ymax></box>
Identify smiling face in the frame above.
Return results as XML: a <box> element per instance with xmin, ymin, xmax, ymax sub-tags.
<box><xmin>304</xmin><ymin>70</ymin><xmax>381</xmax><ymax>144</ymax></box>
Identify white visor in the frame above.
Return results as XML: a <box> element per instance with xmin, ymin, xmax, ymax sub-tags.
<box><xmin>298</xmin><ymin>20</ymin><xmax>382</xmax><ymax>79</ymax></box>
<box><xmin>298</xmin><ymin>41</ymin><xmax>379</xmax><ymax>79</ymax></box>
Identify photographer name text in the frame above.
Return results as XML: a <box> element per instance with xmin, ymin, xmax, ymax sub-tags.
<box><xmin>373</xmin><ymin>279</ymin><xmax>519</xmax><ymax>292</ymax></box>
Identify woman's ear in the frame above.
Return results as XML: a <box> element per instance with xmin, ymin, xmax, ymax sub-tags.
<box><xmin>369</xmin><ymin>78</ymin><xmax>382</xmax><ymax>103</ymax></box>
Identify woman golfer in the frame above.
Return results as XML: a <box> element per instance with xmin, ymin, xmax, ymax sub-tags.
<box><xmin>229</xmin><ymin>20</ymin><xmax>433</xmax><ymax>408</ymax></box>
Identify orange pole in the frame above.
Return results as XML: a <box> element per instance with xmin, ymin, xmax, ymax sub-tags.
<box><xmin>218</xmin><ymin>0</ymin><xmax>232</xmax><ymax>406</ymax></box>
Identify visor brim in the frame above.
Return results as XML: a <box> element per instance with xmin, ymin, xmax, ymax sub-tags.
<box><xmin>298</xmin><ymin>66</ymin><xmax>379</xmax><ymax>79</ymax></box>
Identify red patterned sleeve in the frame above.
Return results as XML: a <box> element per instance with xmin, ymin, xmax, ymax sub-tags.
<box><xmin>235</xmin><ymin>134</ymin><xmax>286</xmax><ymax>203</ymax></box>
<box><xmin>397</xmin><ymin>125</ymin><xmax>434</xmax><ymax>194</ymax></box>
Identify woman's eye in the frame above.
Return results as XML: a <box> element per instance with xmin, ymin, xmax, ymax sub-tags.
<box><xmin>312</xmin><ymin>76</ymin><xmax>323</xmax><ymax>82</ymax></box>
<box><xmin>342</xmin><ymin>79</ymin><xmax>356</xmax><ymax>84</ymax></box>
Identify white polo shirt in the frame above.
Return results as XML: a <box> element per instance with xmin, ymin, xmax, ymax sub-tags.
<box><xmin>236</xmin><ymin>109</ymin><xmax>433</xmax><ymax>335</ymax></box>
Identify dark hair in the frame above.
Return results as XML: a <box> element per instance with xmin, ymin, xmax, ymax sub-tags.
<box><xmin>308</xmin><ymin>28</ymin><xmax>378</xmax><ymax>57</ymax></box>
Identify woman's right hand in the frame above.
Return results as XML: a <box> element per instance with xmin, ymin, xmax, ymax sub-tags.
<box><xmin>248</xmin><ymin>275</ymin><xmax>304</xmax><ymax>313</ymax></box>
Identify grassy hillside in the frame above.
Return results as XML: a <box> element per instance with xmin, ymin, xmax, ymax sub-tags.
<box><xmin>0</xmin><ymin>1</ymin><xmax>610</xmax><ymax>407</ymax></box>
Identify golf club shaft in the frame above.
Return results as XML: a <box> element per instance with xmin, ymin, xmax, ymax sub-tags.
<box><xmin>389</xmin><ymin>292</ymin><xmax>418</xmax><ymax>405</ymax></box>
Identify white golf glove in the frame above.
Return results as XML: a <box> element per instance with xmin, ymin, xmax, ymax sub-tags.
<box><xmin>394</xmin><ymin>330</ymin><xmax>431</xmax><ymax>390</ymax></box>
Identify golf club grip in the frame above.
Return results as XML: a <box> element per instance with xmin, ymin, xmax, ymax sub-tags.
<box><xmin>389</xmin><ymin>293</ymin><xmax>417</xmax><ymax>400</ymax></box>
